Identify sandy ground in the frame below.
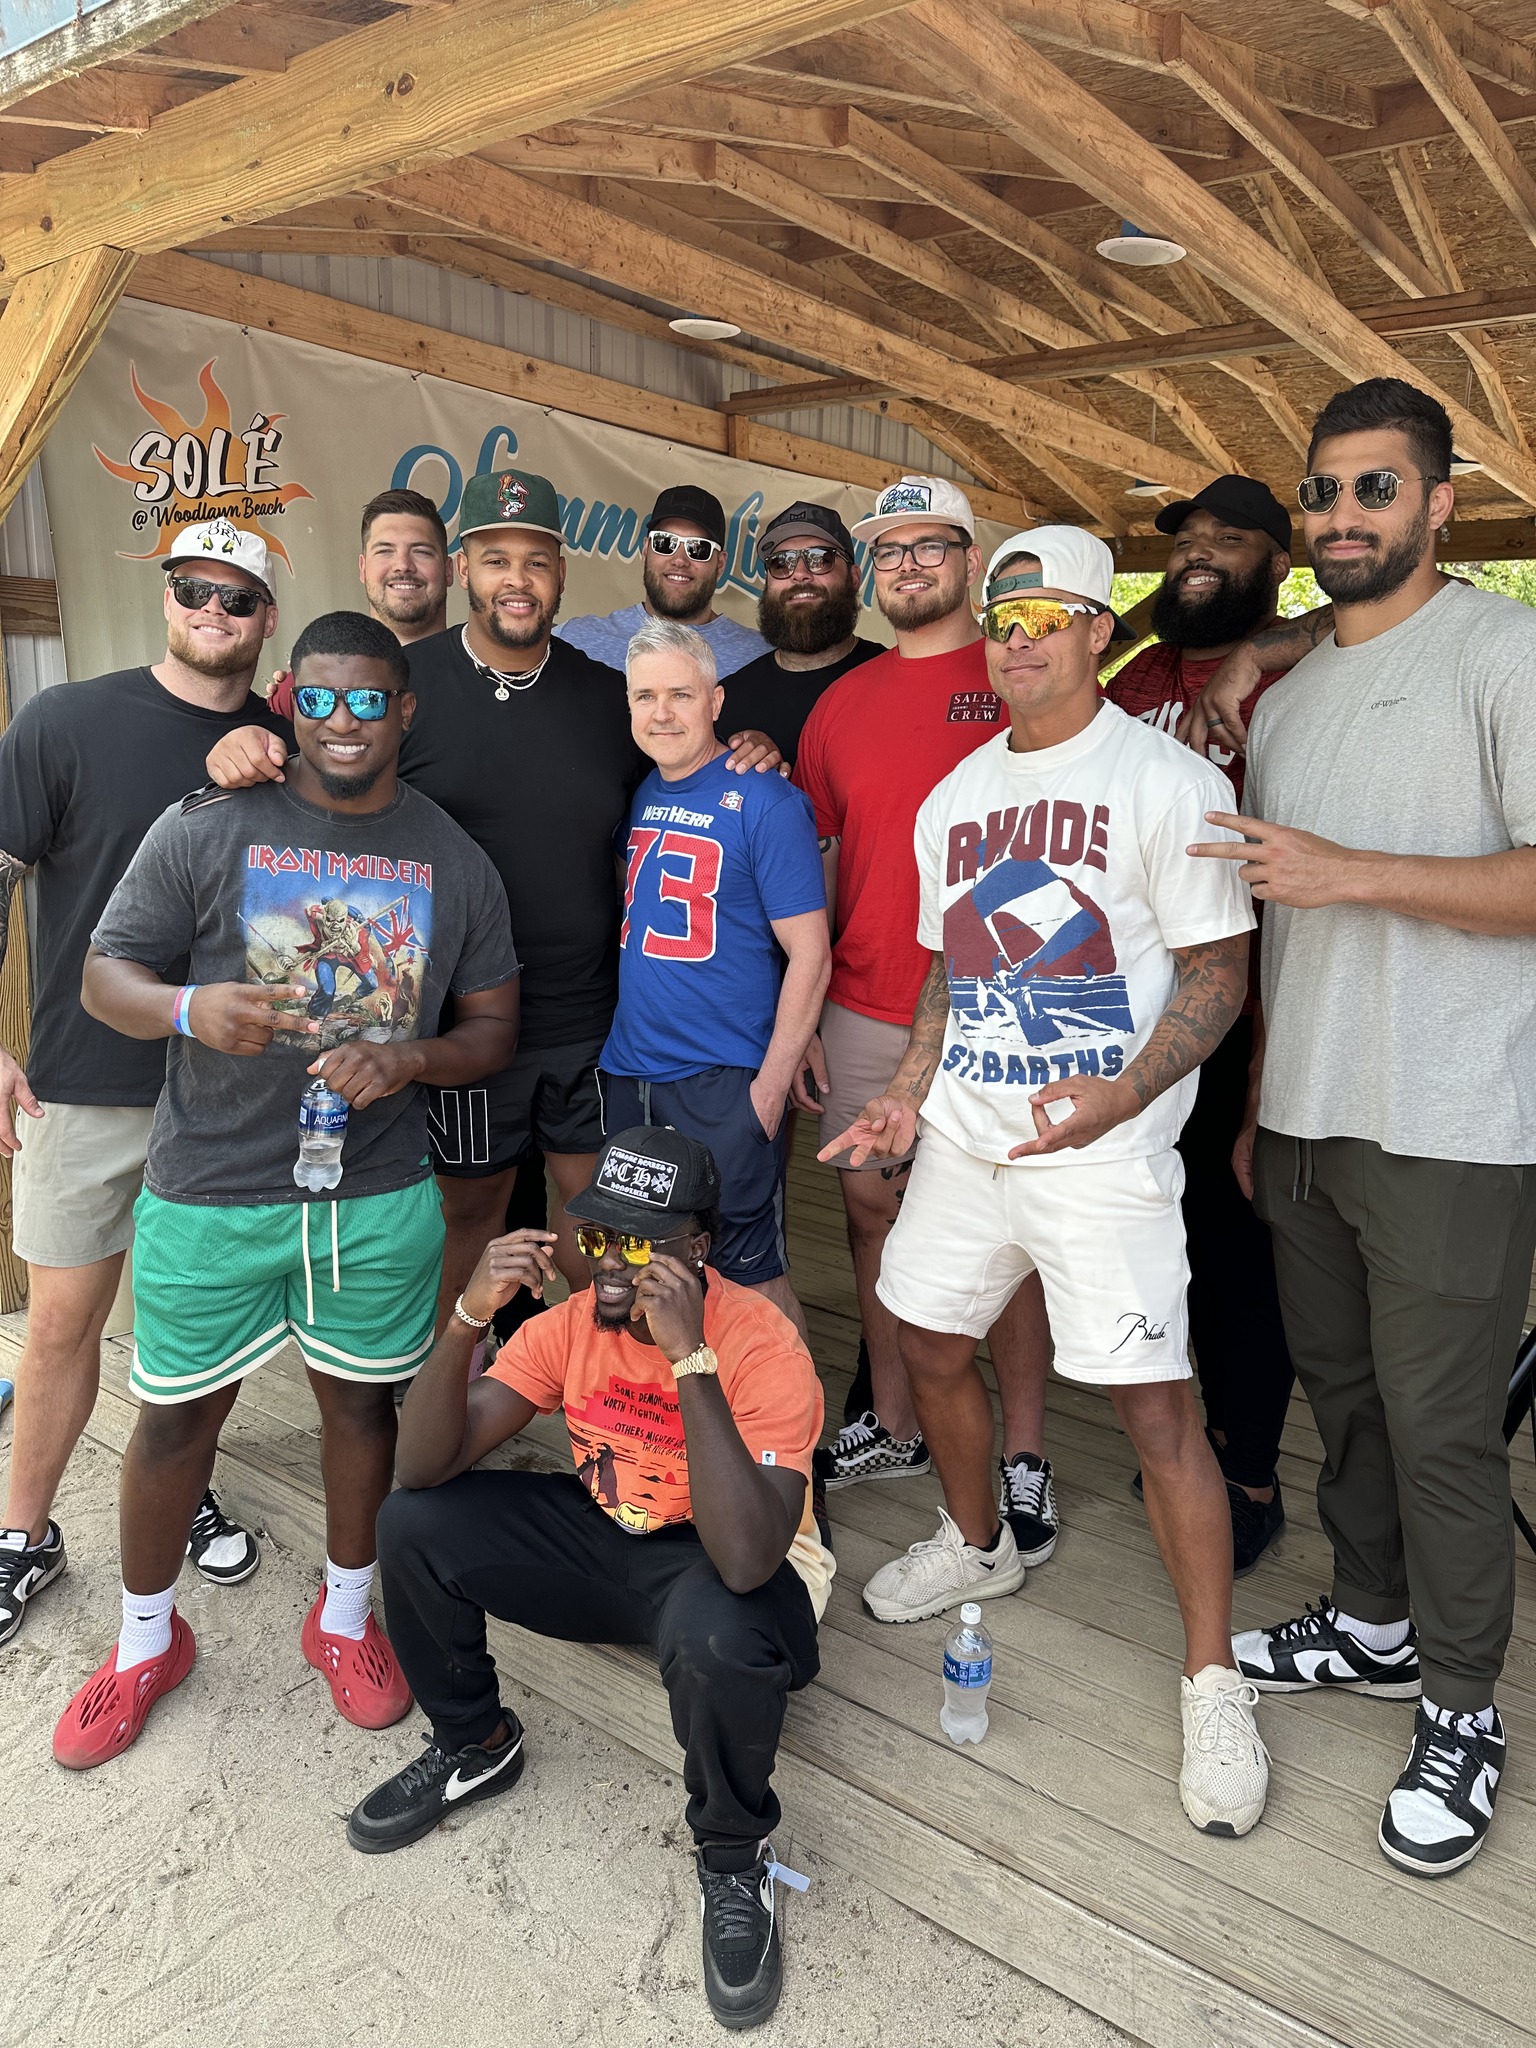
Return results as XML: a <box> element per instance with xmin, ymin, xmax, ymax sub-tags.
<box><xmin>1</xmin><ymin>1437</ymin><xmax>1135</xmax><ymax>2048</ymax></box>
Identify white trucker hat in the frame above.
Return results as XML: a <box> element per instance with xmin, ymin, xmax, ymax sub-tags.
<box><xmin>851</xmin><ymin>473</ymin><xmax>976</xmax><ymax>543</ymax></box>
<box><xmin>163</xmin><ymin>517</ymin><xmax>273</xmax><ymax>596</ymax></box>
<box><xmin>982</xmin><ymin>525</ymin><xmax>1116</xmax><ymax>607</ymax></box>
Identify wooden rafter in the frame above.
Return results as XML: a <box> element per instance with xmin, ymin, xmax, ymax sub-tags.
<box><xmin>0</xmin><ymin>244</ymin><xmax>136</xmax><ymax>520</ymax></box>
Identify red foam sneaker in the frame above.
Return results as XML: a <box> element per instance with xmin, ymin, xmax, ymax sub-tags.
<box><xmin>301</xmin><ymin>1591</ymin><xmax>412</xmax><ymax>1729</ymax></box>
<box><xmin>53</xmin><ymin>1612</ymin><xmax>197</xmax><ymax>1770</ymax></box>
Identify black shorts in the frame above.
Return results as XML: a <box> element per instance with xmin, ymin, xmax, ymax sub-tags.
<box><xmin>427</xmin><ymin>1037</ymin><xmax>605</xmax><ymax>1179</ymax></box>
<box><xmin>599</xmin><ymin>1065</ymin><xmax>789</xmax><ymax>1285</ymax></box>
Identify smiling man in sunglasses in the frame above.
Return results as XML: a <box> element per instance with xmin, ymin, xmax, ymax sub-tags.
<box><xmin>54</xmin><ymin>608</ymin><xmax>519</xmax><ymax>1769</ymax></box>
<box><xmin>558</xmin><ymin>483</ymin><xmax>768</xmax><ymax>678</ymax></box>
<box><xmin>0</xmin><ymin>517</ymin><xmax>292</xmax><ymax>1652</ymax></box>
<box><xmin>1189</xmin><ymin>376</ymin><xmax>1536</xmax><ymax>1878</ymax></box>
<box><xmin>351</xmin><ymin>1123</ymin><xmax>826</xmax><ymax>2030</ymax></box>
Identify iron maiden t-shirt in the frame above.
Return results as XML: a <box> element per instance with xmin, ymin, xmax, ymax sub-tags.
<box><xmin>914</xmin><ymin>703</ymin><xmax>1252</xmax><ymax>1167</ymax></box>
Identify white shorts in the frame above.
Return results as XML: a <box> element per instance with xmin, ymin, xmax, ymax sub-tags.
<box><xmin>875</xmin><ymin>1121</ymin><xmax>1192</xmax><ymax>1386</ymax></box>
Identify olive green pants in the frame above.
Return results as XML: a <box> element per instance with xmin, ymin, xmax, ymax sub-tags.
<box><xmin>1253</xmin><ymin>1130</ymin><xmax>1536</xmax><ymax>1712</ymax></box>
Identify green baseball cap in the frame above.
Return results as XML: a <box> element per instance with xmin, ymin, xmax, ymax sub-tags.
<box><xmin>457</xmin><ymin>467</ymin><xmax>563</xmax><ymax>543</ymax></box>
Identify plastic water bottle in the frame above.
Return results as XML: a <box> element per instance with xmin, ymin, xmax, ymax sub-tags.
<box><xmin>294</xmin><ymin>1075</ymin><xmax>348</xmax><ymax>1191</ymax></box>
<box><xmin>939</xmin><ymin>1602</ymin><xmax>993</xmax><ymax>1746</ymax></box>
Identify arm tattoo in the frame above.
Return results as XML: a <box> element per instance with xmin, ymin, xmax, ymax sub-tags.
<box><xmin>895</xmin><ymin>955</ymin><xmax>951</xmax><ymax>1102</ymax></box>
<box><xmin>1120</xmin><ymin>935</ymin><xmax>1246</xmax><ymax>1113</ymax></box>
<box><xmin>0</xmin><ymin>850</ymin><xmax>27</xmax><ymax>969</ymax></box>
<box><xmin>1250</xmin><ymin>608</ymin><xmax>1334</xmax><ymax>663</ymax></box>
<box><xmin>818</xmin><ymin>835</ymin><xmax>839</xmax><ymax>854</ymax></box>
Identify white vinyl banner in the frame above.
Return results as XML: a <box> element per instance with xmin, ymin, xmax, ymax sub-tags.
<box><xmin>41</xmin><ymin>298</ymin><xmax>1017</xmax><ymax>679</ymax></box>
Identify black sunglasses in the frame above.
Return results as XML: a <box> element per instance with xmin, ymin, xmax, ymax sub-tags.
<box><xmin>763</xmin><ymin>545</ymin><xmax>847</xmax><ymax>579</ymax></box>
<box><xmin>292</xmin><ymin>685</ymin><xmax>405</xmax><ymax>721</ymax></box>
<box><xmin>168</xmin><ymin>576</ymin><xmax>268</xmax><ymax>618</ymax></box>
<box><xmin>1296</xmin><ymin>469</ymin><xmax>1442</xmax><ymax>515</ymax></box>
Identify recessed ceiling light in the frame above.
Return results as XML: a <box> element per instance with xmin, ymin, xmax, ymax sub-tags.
<box><xmin>1096</xmin><ymin>220</ymin><xmax>1187</xmax><ymax>266</ymax></box>
<box><xmin>669</xmin><ymin>315</ymin><xmax>742</xmax><ymax>340</ymax></box>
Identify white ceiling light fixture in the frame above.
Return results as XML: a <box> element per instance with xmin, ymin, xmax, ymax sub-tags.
<box><xmin>1449</xmin><ymin>451</ymin><xmax>1482</xmax><ymax>476</ymax></box>
<box><xmin>668</xmin><ymin>315</ymin><xmax>742</xmax><ymax>340</ymax></box>
<box><xmin>1096</xmin><ymin>219</ymin><xmax>1187</xmax><ymax>266</ymax></box>
<box><xmin>1125</xmin><ymin>479</ymin><xmax>1172</xmax><ymax>497</ymax></box>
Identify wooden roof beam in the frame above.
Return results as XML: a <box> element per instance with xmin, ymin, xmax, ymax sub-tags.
<box><xmin>0</xmin><ymin>71</ymin><xmax>206</xmax><ymax>133</ymax></box>
<box><xmin>0</xmin><ymin>0</ymin><xmax>918</xmax><ymax>280</ymax></box>
<box><xmin>887</xmin><ymin>0</ymin><xmax>1536</xmax><ymax>507</ymax></box>
<box><xmin>1329</xmin><ymin>0</ymin><xmax>1536</xmax><ymax>96</ymax></box>
<box><xmin>0</xmin><ymin>244</ymin><xmax>135</xmax><ymax>520</ymax></box>
<box><xmin>122</xmin><ymin>5</ymin><xmax>340</xmax><ymax>76</ymax></box>
<box><xmin>1002</xmin><ymin>0</ymin><xmax>1383</xmax><ymax>128</ymax></box>
<box><xmin>1159</xmin><ymin>14</ymin><xmax>1440</xmax><ymax>300</ymax></box>
<box><xmin>381</xmin><ymin>157</ymin><xmax>1213</xmax><ymax>490</ymax></box>
<box><xmin>1358</xmin><ymin>0</ymin><xmax>1536</xmax><ymax>247</ymax></box>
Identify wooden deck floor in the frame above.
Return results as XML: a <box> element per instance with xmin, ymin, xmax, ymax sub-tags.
<box><xmin>13</xmin><ymin>1124</ymin><xmax>1536</xmax><ymax>2048</ymax></box>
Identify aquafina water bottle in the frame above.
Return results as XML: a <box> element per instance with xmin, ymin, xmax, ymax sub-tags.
<box><xmin>294</xmin><ymin>1074</ymin><xmax>348</xmax><ymax>1191</ymax></box>
<box><xmin>939</xmin><ymin>1602</ymin><xmax>993</xmax><ymax>1746</ymax></box>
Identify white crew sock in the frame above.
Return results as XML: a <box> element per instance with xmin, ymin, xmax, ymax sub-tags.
<box><xmin>1424</xmin><ymin>1697</ymin><xmax>1495</xmax><ymax>1735</ymax></box>
<box><xmin>117</xmin><ymin>1583</ymin><xmax>176</xmax><ymax>1672</ymax></box>
<box><xmin>1333</xmin><ymin>1607</ymin><xmax>1410</xmax><ymax>1654</ymax></box>
<box><xmin>319</xmin><ymin>1557</ymin><xmax>375</xmax><ymax>1641</ymax></box>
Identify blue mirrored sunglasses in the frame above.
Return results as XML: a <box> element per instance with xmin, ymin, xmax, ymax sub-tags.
<box><xmin>292</xmin><ymin>685</ymin><xmax>404</xmax><ymax>721</ymax></box>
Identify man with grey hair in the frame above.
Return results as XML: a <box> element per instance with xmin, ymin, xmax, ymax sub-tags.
<box><xmin>599</xmin><ymin>619</ymin><xmax>829</xmax><ymax>1340</ymax></box>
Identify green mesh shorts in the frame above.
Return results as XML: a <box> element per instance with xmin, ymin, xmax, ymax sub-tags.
<box><xmin>129</xmin><ymin>1177</ymin><xmax>445</xmax><ymax>1404</ymax></box>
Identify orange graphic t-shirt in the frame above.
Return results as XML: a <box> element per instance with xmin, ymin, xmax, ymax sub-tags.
<box><xmin>486</xmin><ymin>1269</ymin><xmax>833</xmax><ymax>1616</ymax></box>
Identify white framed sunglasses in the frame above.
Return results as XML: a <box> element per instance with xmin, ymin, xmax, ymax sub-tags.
<box><xmin>647</xmin><ymin>529</ymin><xmax>723</xmax><ymax>562</ymax></box>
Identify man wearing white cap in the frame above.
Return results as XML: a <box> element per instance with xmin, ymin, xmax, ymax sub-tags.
<box><xmin>825</xmin><ymin>526</ymin><xmax>1271</xmax><ymax>1838</ymax></box>
<box><xmin>799</xmin><ymin>477</ymin><xmax>1058</xmax><ymax>1572</ymax></box>
<box><xmin>0</xmin><ymin>518</ymin><xmax>290</xmax><ymax>1647</ymax></box>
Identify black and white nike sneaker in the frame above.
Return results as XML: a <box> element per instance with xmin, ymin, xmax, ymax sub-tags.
<box><xmin>813</xmin><ymin>1410</ymin><xmax>930</xmax><ymax>1491</ymax></box>
<box><xmin>1232</xmin><ymin>1597</ymin><xmax>1421</xmax><ymax>1698</ymax></box>
<box><xmin>0</xmin><ymin>1520</ymin><xmax>66</xmax><ymax>1648</ymax></box>
<box><xmin>186</xmin><ymin>1488</ymin><xmax>261</xmax><ymax>1585</ymax></box>
<box><xmin>997</xmin><ymin>1452</ymin><xmax>1058</xmax><ymax>1565</ymax></box>
<box><xmin>347</xmin><ymin>1716</ymin><xmax>526</xmax><ymax>1853</ymax></box>
<box><xmin>698</xmin><ymin>1840</ymin><xmax>805</xmax><ymax>2030</ymax></box>
<box><xmin>1379</xmin><ymin>1703</ymin><xmax>1505</xmax><ymax>1876</ymax></box>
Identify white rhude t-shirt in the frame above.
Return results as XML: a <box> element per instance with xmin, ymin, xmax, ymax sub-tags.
<box><xmin>914</xmin><ymin>703</ymin><xmax>1253</xmax><ymax>1167</ymax></box>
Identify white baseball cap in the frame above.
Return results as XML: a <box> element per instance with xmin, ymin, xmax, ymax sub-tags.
<box><xmin>982</xmin><ymin>525</ymin><xmax>1116</xmax><ymax>607</ymax></box>
<box><xmin>164</xmin><ymin>517</ymin><xmax>273</xmax><ymax>596</ymax></box>
<box><xmin>851</xmin><ymin>474</ymin><xmax>976</xmax><ymax>544</ymax></box>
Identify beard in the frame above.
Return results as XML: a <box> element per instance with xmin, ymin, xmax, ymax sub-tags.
<box><xmin>467</xmin><ymin>580</ymin><xmax>556</xmax><ymax>650</ymax></box>
<box><xmin>1150</xmin><ymin>557</ymin><xmax>1276</xmax><ymax>649</ymax></box>
<box><xmin>878</xmin><ymin>557</ymin><xmax>970</xmax><ymax>633</ymax></box>
<box><xmin>591</xmin><ymin>1293</ymin><xmax>634</xmax><ymax>1332</ymax></box>
<box><xmin>1311</xmin><ymin>503</ymin><xmax>1431</xmax><ymax>605</ymax></box>
<box><xmin>759</xmin><ymin>577</ymin><xmax>861</xmax><ymax>655</ymax></box>
<box><xmin>165</xmin><ymin>618</ymin><xmax>256</xmax><ymax>679</ymax></box>
<box><xmin>643</xmin><ymin>556</ymin><xmax>717</xmax><ymax>622</ymax></box>
<box><xmin>368</xmin><ymin>577</ymin><xmax>439</xmax><ymax>628</ymax></box>
<box><xmin>315</xmin><ymin>763</ymin><xmax>382</xmax><ymax>801</ymax></box>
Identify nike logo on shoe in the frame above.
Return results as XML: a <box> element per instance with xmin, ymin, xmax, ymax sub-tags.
<box><xmin>445</xmin><ymin>1736</ymin><xmax>522</xmax><ymax>1801</ymax></box>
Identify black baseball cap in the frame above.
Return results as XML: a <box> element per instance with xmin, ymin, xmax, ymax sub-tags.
<box><xmin>566</xmin><ymin>1126</ymin><xmax>722</xmax><ymax>1236</ymax></box>
<box><xmin>647</xmin><ymin>484</ymin><xmax>727</xmax><ymax>549</ymax></box>
<box><xmin>758</xmin><ymin>501</ymin><xmax>855</xmax><ymax>559</ymax></box>
<box><xmin>1154</xmin><ymin>475</ymin><xmax>1293</xmax><ymax>554</ymax></box>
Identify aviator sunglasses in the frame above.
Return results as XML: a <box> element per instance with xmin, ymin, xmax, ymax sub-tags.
<box><xmin>1296</xmin><ymin>469</ymin><xmax>1442</xmax><ymax>515</ymax></box>
<box><xmin>981</xmin><ymin>596</ymin><xmax>1106</xmax><ymax>643</ymax></box>
<box><xmin>293</xmin><ymin>685</ymin><xmax>406</xmax><ymax>721</ymax></box>
<box><xmin>647</xmin><ymin>529</ymin><xmax>723</xmax><ymax>562</ymax></box>
<box><xmin>168</xmin><ymin>576</ymin><xmax>268</xmax><ymax>618</ymax></box>
<box><xmin>575</xmin><ymin>1225</ymin><xmax>692</xmax><ymax>1267</ymax></box>
<box><xmin>763</xmin><ymin>545</ymin><xmax>847</xmax><ymax>579</ymax></box>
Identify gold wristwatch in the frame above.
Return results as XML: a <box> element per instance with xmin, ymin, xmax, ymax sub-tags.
<box><xmin>671</xmin><ymin>1344</ymin><xmax>719</xmax><ymax>1379</ymax></box>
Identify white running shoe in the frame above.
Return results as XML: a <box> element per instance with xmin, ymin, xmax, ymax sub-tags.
<box><xmin>1179</xmin><ymin>1664</ymin><xmax>1269</xmax><ymax>1837</ymax></box>
<box><xmin>862</xmin><ymin>1507</ymin><xmax>1025</xmax><ymax>1624</ymax></box>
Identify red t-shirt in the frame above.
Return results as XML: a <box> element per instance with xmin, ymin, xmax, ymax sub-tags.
<box><xmin>1102</xmin><ymin>642</ymin><xmax>1288</xmax><ymax>809</ymax></box>
<box><xmin>794</xmin><ymin>640</ymin><xmax>1005</xmax><ymax>1025</ymax></box>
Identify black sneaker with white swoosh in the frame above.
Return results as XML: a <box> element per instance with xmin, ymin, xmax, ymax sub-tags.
<box><xmin>1232</xmin><ymin>1597</ymin><xmax>1421</xmax><ymax>1698</ymax></box>
<box><xmin>0</xmin><ymin>1520</ymin><xmax>66</xmax><ymax>1648</ymax></box>
<box><xmin>1379</xmin><ymin>1703</ymin><xmax>1505</xmax><ymax>1876</ymax></box>
<box><xmin>347</xmin><ymin>1714</ymin><xmax>526</xmax><ymax>1853</ymax></box>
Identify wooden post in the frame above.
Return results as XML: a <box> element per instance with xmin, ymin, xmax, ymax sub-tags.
<box><xmin>0</xmin><ymin>622</ymin><xmax>30</xmax><ymax>1313</ymax></box>
<box><xmin>0</xmin><ymin>245</ymin><xmax>136</xmax><ymax>524</ymax></box>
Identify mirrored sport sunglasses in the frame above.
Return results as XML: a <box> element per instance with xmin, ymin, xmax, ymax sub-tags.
<box><xmin>574</xmin><ymin>1224</ymin><xmax>690</xmax><ymax>1266</ymax></box>
<box><xmin>292</xmin><ymin>684</ymin><xmax>406</xmax><ymax>721</ymax></box>
<box><xmin>647</xmin><ymin>529</ymin><xmax>723</xmax><ymax>562</ymax></box>
<box><xmin>981</xmin><ymin>596</ymin><xmax>1106</xmax><ymax>643</ymax></box>
<box><xmin>168</xmin><ymin>575</ymin><xmax>268</xmax><ymax>618</ymax></box>
<box><xmin>1296</xmin><ymin>468</ymin><xmax>1440</xmax><ymax>515</ymax></box>
<box><xmin>763</xmin><ymin>545</ymin><xmax>847</xmax><ymax>579</ymax></box>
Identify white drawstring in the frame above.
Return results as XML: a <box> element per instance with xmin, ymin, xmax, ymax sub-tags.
<box><xmin>330</xmin><ymin>1200</ymin><xmax>340</xmax><ymax>1294</ymax></box>
<box><xmin>302</xmin><ymin>1204</ymin><xmax>314</xmax><ymax>1325</ymax></box>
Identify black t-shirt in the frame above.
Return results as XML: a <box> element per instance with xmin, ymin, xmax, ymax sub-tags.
<box><xmin>716</xmin><ymin>639</ymin><xmax>884</xmax><ymax>767</ymax></box>
<box><xmin>399</xmin><ymin>629</ymin><xmax>644</xmax><ymax>1047</ymax></box>
<box><xmin>0</xmin><ymin>668</ymin><xmax>290</xmax><ymax>1107</ymax></box>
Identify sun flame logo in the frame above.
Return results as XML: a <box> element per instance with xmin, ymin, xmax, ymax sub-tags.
<box><xmin>94</xmin><ymin>359</ymin><xmax>313</xmax><ymax>569</ymax></box>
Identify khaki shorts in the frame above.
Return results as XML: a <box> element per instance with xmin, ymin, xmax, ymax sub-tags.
<box><xmin>818</xmin><ymin>999</ymin><xmax>917</xmax><ymax>1171</ymax></box>
<box><xmin>11</xmin><ymin>1101</ymin><xmax>156</xmax><ymax>1268</ymax></box>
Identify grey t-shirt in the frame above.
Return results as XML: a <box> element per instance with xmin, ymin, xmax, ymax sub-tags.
<box><xmin>1246</xmin><ymin>579</ymin><xmax>1536</xmax><ymax>1163</ymax></box>
<box><xmin>92</xmin><ymin>781</ymin><xmax>519</xmax><ymax>1205</ymax></box>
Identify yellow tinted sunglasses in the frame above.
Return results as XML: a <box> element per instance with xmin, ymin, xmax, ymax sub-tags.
<box><xmin>575</xmin><ymin>1225</ymin><xmax>692</xmax><ymax>1266</ymax></box>
<box><xmin>981</xmin><ymin>596</ymin><xmax>1104</xmax><ymax>643</ymax></box>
